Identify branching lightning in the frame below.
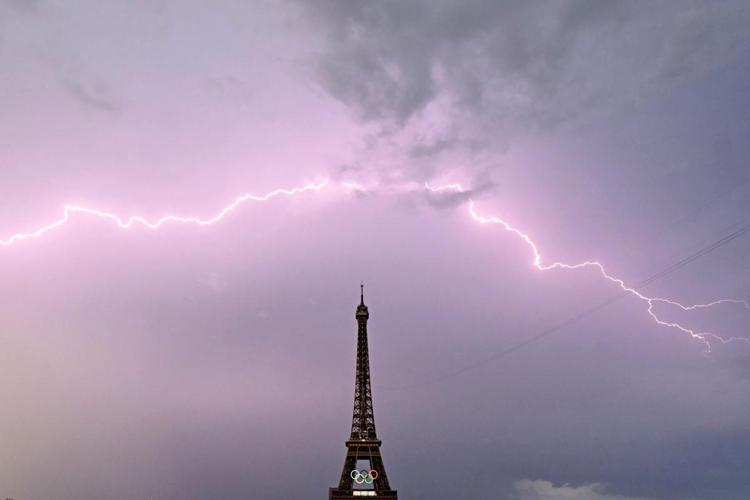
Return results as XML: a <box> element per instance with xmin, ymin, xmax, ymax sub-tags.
<box><xmin>426</xmin><ymin>182</ymin><xmax>750</xmax><ymax>351</ymax></box>
<box><xmin>0</xmin><ymin>177</ymin><xmax>747</xmax><ymax>351</ymax></box>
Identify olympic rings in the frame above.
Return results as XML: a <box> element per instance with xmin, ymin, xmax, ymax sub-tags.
<box><xmin>350</xmin><ymin>469</ymin><xmax>378</xmax><ymax>484</ymax></box>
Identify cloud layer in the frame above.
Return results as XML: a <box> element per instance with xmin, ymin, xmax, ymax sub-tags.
<box><xmin>513</xmin><ymin>479</ymin><xmax>657</xmax><ymax>500</ymax></box>
<box><xmin>301</xmin><ymin>0</ymin><xmax>750</xmax><ymax>181</ymax></box>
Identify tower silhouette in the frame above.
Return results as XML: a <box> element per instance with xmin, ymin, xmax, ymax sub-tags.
<box><xmin>329</xmin><ymin>285</ymin><xmax>397</xmax><ymax>499</ymax></box>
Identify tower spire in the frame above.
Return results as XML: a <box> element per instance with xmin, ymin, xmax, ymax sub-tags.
<box><xmin>360</xmin><ymin>282</ymin><xmax>364</xmax><ymax>306</ymax></box>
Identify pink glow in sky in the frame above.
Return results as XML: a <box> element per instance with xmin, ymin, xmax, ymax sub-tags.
<box><xmin>1</xmin><ymin>2</ymin><xmax>750</xmax><ymax>500</ymax></box>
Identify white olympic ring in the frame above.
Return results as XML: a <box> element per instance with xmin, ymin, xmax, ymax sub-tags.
<box><xmin>350</xmin><ymin>469</ymin><xmax>378</xmax><ymax>484</ymax></box>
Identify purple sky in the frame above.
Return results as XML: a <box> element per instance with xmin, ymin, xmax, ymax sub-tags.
<box><xmin>1</xmin><ymin>2</ymin><xmax>750</xmax><ymax>499</ymax></box>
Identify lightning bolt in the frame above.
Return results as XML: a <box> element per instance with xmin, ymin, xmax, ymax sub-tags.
<box><xmin>0</xmin><ymin>180</ymin><xmax>329</xmax><ymax>246</ymax></box>
<box><xmin>426</xmin><ymin>182</ymin><xmax>750</xmax><ymax>351</ymax></box>
<box><xmin>0</xmin><ymin>177</ymin><xmax>746</xmax><ymax>351</ymax></box>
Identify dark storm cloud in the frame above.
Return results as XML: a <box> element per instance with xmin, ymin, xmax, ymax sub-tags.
<box><xmin>302</xmin><ymin>1</ymin><xmax>750</xmax><ymax>147</ymax></box>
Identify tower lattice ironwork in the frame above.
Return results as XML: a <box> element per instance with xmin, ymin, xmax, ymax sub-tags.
<box><xmin>329</xmin><ymin>285</ymin><xmax>397</xmax><ymax>500</ymax></box>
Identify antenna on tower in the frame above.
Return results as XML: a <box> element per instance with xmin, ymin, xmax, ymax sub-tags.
<box><xmin>360</xmin><ymin>282</ymin><xmax>365</xmax><ymax>305</ymax></box>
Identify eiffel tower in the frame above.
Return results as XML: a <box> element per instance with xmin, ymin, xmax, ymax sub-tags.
<box><xmin>330</xmin><ymin>285</ymin><xmax>398</xmax><ymax>499</ymax></box>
